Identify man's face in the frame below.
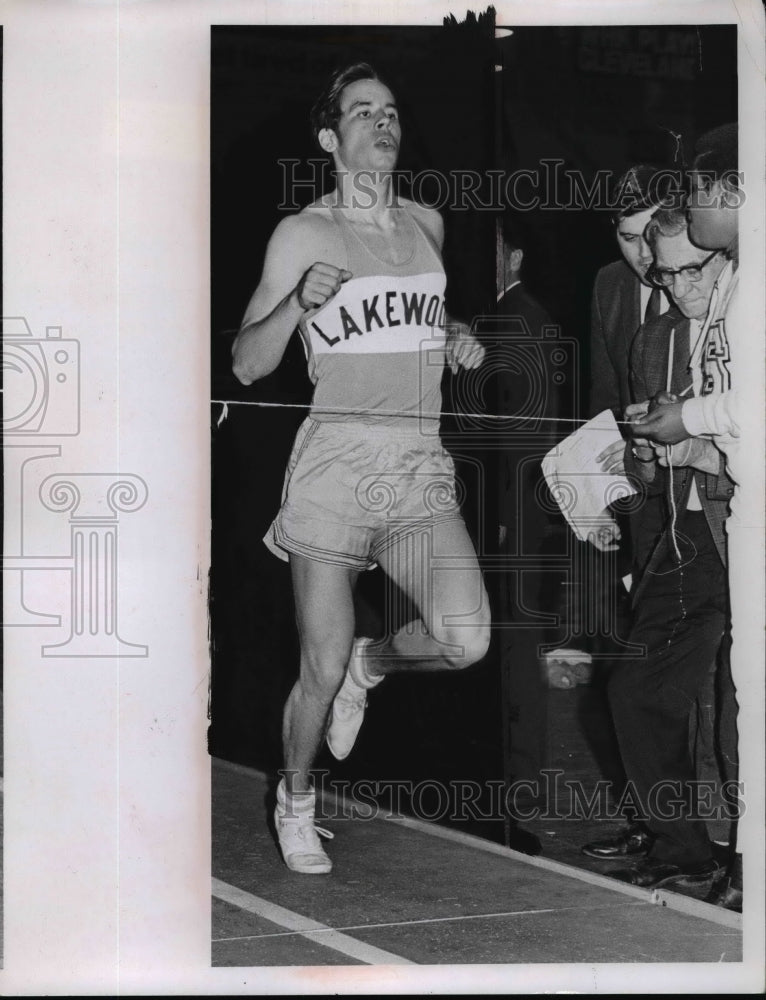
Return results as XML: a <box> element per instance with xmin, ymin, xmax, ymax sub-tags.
<box><xmin>615</xmin><ymin>207</ymin><xmax>657</xmax><ymax>283</ymax></box>
<box><xmin>652</xmin><ymin>230</ymin><xmax>727</xmax><ymax>320</ymax></box>
<box><xmin>686</xmin><ymin>172</ymin><xmax>739</xmax><ymax>250</ymax></box>
<box><xmin>328</xmin><ymin>78</ymin><xmax>401</xmax><ymax>177</ymax></box>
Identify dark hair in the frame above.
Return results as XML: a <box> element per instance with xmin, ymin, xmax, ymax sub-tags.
<box><xmin>693</xmin><ymin>123</ymin><xmax>738</xmax><ymax>179</ymax></box>
<box><xmin>645</xmin><ymin>206</ymin><xmax>688</xmax><ymax>248</ymax></box>
<box><xmin>611</xmin><ymin>164</ymin><xmax>678</xmax><ymax>221</ymax></box>
<box><xmin>310</xmin><ymin>62</ymin><xmax>386</xmax><ymax>144</ymax></box>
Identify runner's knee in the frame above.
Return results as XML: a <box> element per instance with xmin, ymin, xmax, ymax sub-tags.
<box><xmin>436</xmin><ymin>621</ymin><xmax>491</xmax><ymax>670</ymax></box>
<box><xmin>298</xmin><ymin>641</ymin><xmax>351</xmax><ymax>703</ymax></box>
<box><xmin>462</xmin><ymin>622</ymin><xmax>491</xmax><ymax>667</ymax></box>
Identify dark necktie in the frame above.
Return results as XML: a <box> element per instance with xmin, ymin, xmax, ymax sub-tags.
<box><xmin>644</xmin><ymin>285</ymin><xmax>662</xmax><ymax>322</ymax></box>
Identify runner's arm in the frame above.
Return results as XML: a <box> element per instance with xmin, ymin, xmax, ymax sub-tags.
<box><xmin>232</xmin><ymin>215</ymin><xmax>350</xmax><ymax>384</ymax></box>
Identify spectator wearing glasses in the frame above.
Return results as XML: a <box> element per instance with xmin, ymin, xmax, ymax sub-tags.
<box><xmin>591</xmin><ymin>207</ymin><xmax>733</xmax><ymax>889</ymax></box>
<box><xmin>629</xmin><ymin>124</ymin><xmax>756</xmax><ymax>910</ymax></box>
<box><xmin>633</xmin><ymin>126</ymin><xmax>741</xmax><ymax>463</ymax></box>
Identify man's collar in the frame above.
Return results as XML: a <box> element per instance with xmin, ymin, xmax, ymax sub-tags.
<box><xmin>497</xmin><ymin>279</ymin><xmax>521</xmax><ymax>302</ymax></box>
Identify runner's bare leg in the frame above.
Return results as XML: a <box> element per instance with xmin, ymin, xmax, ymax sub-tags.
<box><xmin>371</xmin><ymin>517</ymin><xmax>491</xmax><ymax>674</ymax></box>
<box><xmin>283</xmin><ymin>555</ymin><xmax>359</xmax><ymax>793</ymax></box>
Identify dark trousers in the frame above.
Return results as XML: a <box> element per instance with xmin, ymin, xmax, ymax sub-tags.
<box><xmin>608</xmin><ymin>511</ymin><xmax>728</xmax><ymax>865</ymax></box>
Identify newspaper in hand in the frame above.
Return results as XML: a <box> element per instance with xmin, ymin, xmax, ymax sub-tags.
<box><xmin>541</xmin><ymin>409</ymin><xmax>637</xmax><ymax>542</ymax></box>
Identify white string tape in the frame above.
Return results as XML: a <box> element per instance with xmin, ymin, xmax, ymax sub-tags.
<box><xmin>210</xmin><ymin>398</ymin><xmax>636</xmax><ymax>429</ymax></box>
<box><xmin>664</xmin><ymin>329</ymin><xmax>682</xmax><ymax>563</ymax></box>
<box><xmin>666</xmin><ymin>444</ymin><xmax>682</xmax><ymax>563</ymax></box>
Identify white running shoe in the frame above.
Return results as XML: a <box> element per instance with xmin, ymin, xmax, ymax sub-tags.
<box><xmin>326</xmin><ymin>637</ymin><xmax>382</xmax><ymax>761</ymax></box>
<box><xmin>274</xmin><ymin>779</ymin><xmax>334</xmax><ymax>874</ymax></box>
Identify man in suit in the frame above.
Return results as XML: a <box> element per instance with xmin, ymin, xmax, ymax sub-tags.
<box><xmin>602</xmin><ymin>208</ymin><xmax>733</xmax><ymax>888</ymax></box>
<box><xmin>492</xmin><ymin>217</ymin><xmax>559</xmax><ymax>839</ymax></box>
<box><xmin>590</xmin><ymin>165</ymin><xmax>673</xmax><ymax>418</ymax></box>
<box><xmin>495</xmin><ymin>217</ymin><xmax>561</xmax><ymax>549</ymax></box>
<box><xmin>588</xmin><ymin>165</ymin><xmax>672</xmax><ymax>558</ymax></box>
<box><xmin>580</xmin><ymin>168</ymin><xmax>675</xmax><ymax>862</ymax></box>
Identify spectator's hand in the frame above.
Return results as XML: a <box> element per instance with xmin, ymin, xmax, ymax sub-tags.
<box><xmin>498</xmin><ymin>524</ymin><xmax>507</xmax><ymax>548</ymax></box>
<box><xmin>625</xmin><ymin>401</ymin><xmax>651</xmax><ymax>449</ymax></box>
<box><xmin>446</xmin><ymin>323</ymin><xmax>485</xmax><ymax>373</ymax></box>
<box><xmin>655</xmin><ymin>436</ymin><xmax>720</xmax><ymax>474</ymax></box>
<box><xmin>630</xmin><ymin>399</ymin><xmax>689</xmax><ymax>445</ymax></box>
<box><xmin>587</xmin><ymin>515</ymin><xmax>621</xmax><ymax>552</ymax></box>
<box><xmin>596</xmin><ymin>439</ymin><xmax>627</xmax><ymax>475</ymax></box>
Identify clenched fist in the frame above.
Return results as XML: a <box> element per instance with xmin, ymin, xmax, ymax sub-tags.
<box><xmin>295</xmin><ymin>262</ymin><xmax>352</xmax><ymax>311</ymax></box>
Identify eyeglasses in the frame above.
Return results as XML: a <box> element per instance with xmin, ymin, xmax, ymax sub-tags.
<box><xmin>647</xmin><ymin>250</ymin><xmax>721</xmax><ymax>288</ymax></box>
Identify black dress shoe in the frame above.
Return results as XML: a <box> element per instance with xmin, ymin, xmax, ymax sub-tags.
<box><xmin>581</xmin><ymin>825</ymin><xmax>653</xmax><ymax>859</ymax></box>
<box><xmin>705</xmin><ymin>854</ymin><xmax>743</xmax><ymax>912</ymax></box>
<box><xmin>610</xmin><ymin>857</ymin><xmax>719</xmax><ymax>889</ymax></box>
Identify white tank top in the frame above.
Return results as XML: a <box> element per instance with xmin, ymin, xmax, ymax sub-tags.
<box><xmin>298</xmin><ymin>205</ymin><xmax>447</xmax><ymax>427</ymax></box>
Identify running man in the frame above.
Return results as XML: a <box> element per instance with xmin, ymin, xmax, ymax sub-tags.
<box><xmin>233</xmin><ymin>63</ymin><xmax>490</xmax><ymax>874</ymax></box>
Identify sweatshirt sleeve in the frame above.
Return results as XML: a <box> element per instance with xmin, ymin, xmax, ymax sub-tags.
<box><xmin>681</xmin><ymin>388</ymin><xmax>740</xmax><ymax>439</ymax></box>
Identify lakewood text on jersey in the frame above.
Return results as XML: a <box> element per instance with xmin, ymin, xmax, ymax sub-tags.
<box><xmin>305</xmin><ymin>272</ymin><xmax>447</xmax><ymax>355</ymax></box>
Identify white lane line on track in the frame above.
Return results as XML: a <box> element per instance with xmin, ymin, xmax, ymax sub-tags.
<box><xmin>211</xmin><ymin>899</ymin><xmax>655</xmax><ymax>943</ymax></box>
<box><xmin>212</xmin><ymin>877</ymin><xmax>416</xmax><ymax>966</ymax></box>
